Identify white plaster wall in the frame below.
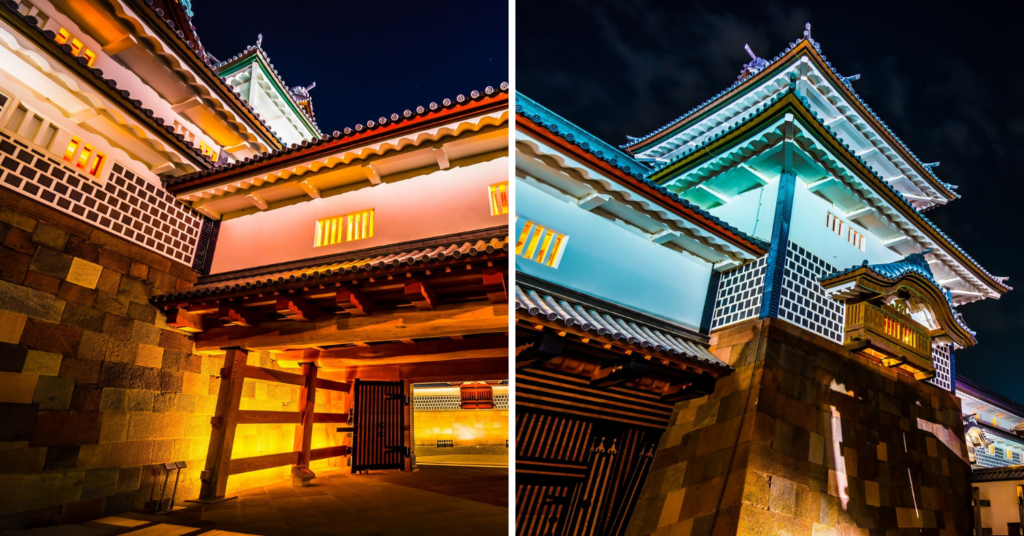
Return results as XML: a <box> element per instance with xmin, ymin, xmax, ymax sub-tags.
<box><xmin>788</xmin><ymin>182</ymin><xmax>903</xmax><ymax>270</ymax></box>
<box><xmin>210</xmin><ymin>157</ymin><xmax>508</xmax><ymax>273</ymax></box>
<box><xmin>516</xmin><ymin>179</ymin><xmax>711</xmax><ymax>330</ymax></box>
<box><xmin>708</xmin><ymin>179</ymin><xmax>779</xmax><ymax>242</ymax></box>
<box><xmin>976</xmin><ymin>479</ymin><xmax>1024</xmax><ymax>535</ymax></box>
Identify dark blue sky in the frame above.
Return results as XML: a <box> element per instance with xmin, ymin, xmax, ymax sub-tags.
<box><xmin>192</xmin><ymin>0</ymin><xmax>508</xmax><ymax>134</ymax></box>
<box><xmin>518</xmin><ymin>0</ymin><xmax>1024</xmax><ymax>403</ymax></box>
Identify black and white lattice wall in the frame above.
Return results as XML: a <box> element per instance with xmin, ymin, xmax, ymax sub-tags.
<box><xmin>711</xmin><ymin>256</ymin><xmax>767</xmax><ymax>329</ymax></box>
<box><xmin>927</xmin><ymin>343</ymin><xmax>953</xmax><ymax>392</ymax></box>
<box><xmin>0</xmin><ymin>130</ymin><xmax>204</xmax><ymax>265</ymax></box>
<box><xmin>413</xmin><ymin>395</ymin><xmax>462</xmax><ymax>411</ymax></box>
<box><xmin>778</xmin><ymin>242</ymin><xmax>845</xmax><ymax>344</ymax></box>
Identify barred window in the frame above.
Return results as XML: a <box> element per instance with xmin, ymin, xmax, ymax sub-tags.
<box><xmin>314</xmin><ymin>209</ymin><xmax>375</xmax><ymax>247</ymax></box>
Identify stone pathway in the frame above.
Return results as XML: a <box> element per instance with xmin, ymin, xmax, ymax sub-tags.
<box><xmin>8</xmin><ymin>466</ymin><xmax>508</xmax><ymax>535</ymax></box>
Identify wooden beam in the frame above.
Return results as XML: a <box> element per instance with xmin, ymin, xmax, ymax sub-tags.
<box><xmin>362</xmin><ymin>164</ymin><xmax>382</xmax><ymax>185</ymax></box>
<box><xmin>246</xmin><ymin>193</ymin><xmax>269</xmax><ymax>211</ymax></box>
<box><xmin>218</xmin><ymin>305</ymin><xmax>265</xmax><ymax>328</ymax></box>
<box><xmin>278</xmin><ymin>335</ymin><xmax>507</xmax><ymax>367</ymax></box>
<box><xmin>335</xmin><ymin>357</ymin><xmax>508</xmax><ymax>382</ymax></box>
<box><xmin>315</xmin><ymin>377</ymin><xmax>351</xmax><ymax>393</ymax></box>
<box><xmin>292</xmin><ymin>363</ymin><xmax>317</xmax><ymax>486</ymax></box>
<box><xmin>242</xmin><ymin>365</ymin><xmax>306</xmax><ymax>387</ymax></box>
<box><xmin>336</xmin><ymin>288</ymin><xmax>375</xmax><ymax>316</ymax></box>
<box><xmin>228</xmin><ymin>451</ymin><xmax>299</xmax><ymax>476</ymax></box>
<box><xmin>310</xmin><ymin>445</ymin><xmax>349</xmax><ymax>461</ymax></box>
<box><xmin>237</xmin><ymin>410</ymin><xmax>303</xmax><ymax>425</ymax></box>
<box><xmin>481</xmin><ymin>268</ymin><xmax>507</xmax><ymax>304</ymax></box>
<box><xmin>198</xmin><ymin>348</ymin><xmax>248</xmax><ymax>500</ymax></box>
<box><xmin>313</xmin><ymin>413</ymin><xmax>349</xmax><ymax>424</ymax></box>
<box><xmin>405</xmin><ymin>279</ymin><xmax>438</xmax><ymax>311</ymax></box>
<box><xmin>275</xmin><ymin>296</ymin><xmax>321</xmax><ymax>322</ymax></box>
<box><xmin>195</xmin><ymin>303</ymin><xmax>508</xmax><ymax>351</ymax></box>
<box><xmin>298</xmin><ymin>180</ymin><xmax>321</xmax><ymax>199</ymax></box>
<box><xmin>166</xmin><ymin>308</ymin><xmax>204</xmax><ymax>332</ymax></box>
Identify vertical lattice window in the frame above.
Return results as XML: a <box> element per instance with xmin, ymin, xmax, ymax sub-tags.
<box><xmin>314</xmin><ymin>209</ymin><xmax>375</xmax><ymax>247</ymax></box>
<box><xmin>711</xmin><ymin>256</ymin><xmax>767</xmax><ymax>329</ymax></box>
<box><xmin>54</xmin><ymin>28</ymin><xmax>96</xmax><ymax>66</ymax></box>
<box><xmin>515</xmin><ymin>219</ymin><xmax>568</xmax><ymax>268</ymax></box>
<box><xmin>489</xmin><ymin>182</ymin><xmax>509</xmax><ymax>215</ymax></box>
<box><xmin>778</xmin><ymin>242</ymin><xmax>845</xmax><ymax>343</ymax></box>
<box><xmin>927</xmin><ymin>343</ymin><xmax>952</xmax><ymax>392</ymax></box>
<box><xmin>826</xmin><ymin>212</ymin><xmax>865</xmax><ymax>251</ymax></box>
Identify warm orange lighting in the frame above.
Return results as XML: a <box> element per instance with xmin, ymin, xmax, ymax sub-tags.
<box><xmin>517</xmin><ymin>219</ymin><xmax>568</xmax><ymax>268</ymax></box>
<box><xmin>314</xmin><ymin>209</ymin><xmax>374</xmax><ymax>248</ymax></box>
<box><xmin>489</xmin><ymin>182</ymin><xmax>508</xmax><ymax>215</ymax></box>
<box><xmin>55</xmin><ymin>28</ymin><xmax>70</xmax><ymax>45</ymax></box>
<box><xmin>69</xmin><ymin>38</ymin><xmax>84</xmax><ymax>56</ymax></box>
<box><xmin>82</xmin><ymin>49</ymin><xmax>96</xmax><ymax>67</ymax></box>
<box><xmin>63</xmin><ymin>137</ymin><xmax>80</xmax><ymax>162</ymax></box>
<box><xmin>199</xmin><ymin>142</ymin><xmax>219</xmax><ymax>161</ymax></box>
<box><xmin>88</xmin><ymin>152</ymin><xmax>104</xmax><ymax>176</ymax></box>
<box><xmin>77</xmin><ymin>144</ymin><xmax>93</xmax><ymax>169</ymax></box>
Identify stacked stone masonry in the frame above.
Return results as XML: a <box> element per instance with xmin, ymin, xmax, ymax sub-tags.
<box><xmin>0</xmin><ymin>187</ymin><xmax>326</xmax><ymax>530</ymax></box>
<box><xmin>625</xmin><ymin>318</ymin><xmax>973</xmax><ymax>536</ymax></box>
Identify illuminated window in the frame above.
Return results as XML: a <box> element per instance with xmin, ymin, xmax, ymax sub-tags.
<box><xmin>826</xmin><ymin>212</ymin><xmax>865</xmax><ymax>251</ymax></box>
<box><xmin>314</xmin><ymin>209</ymin><xmax>375</xmax><ymax>247</ymax></box>
<box><xmin>63</xmin><ymin>137</ymin><xmax>81</xmax><ymax>162</ymax></box>
<box><xmin>53</xmin><ymin>28</ymin><xmax>96</xmax><ymax>66</ymax></box>
<box><xmin>77</xmin><ymin>144</ymin><xmax>93</xmax><ymax>169</ymax></box>
<box><xmin>515</xmin><ymin>219</ymin><xmax>568</xmax><ymax>268</ymax></box>
<box><xmin>87</xmin><ymin>152</ymin><xmax>105</xmax><ymax>176</ymax></box>
<box><xmin>199</xmin><ymin>142</ymin><xmax>218</xmax><ymax>161</ymax></box>
<box><xmin>488</xmin><ymin>182</ymin><xmax>508</xmax><ymax>215</ymax></box>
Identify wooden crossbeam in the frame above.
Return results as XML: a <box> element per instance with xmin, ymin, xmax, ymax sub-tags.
<box><xmin>316</xmin><ymin>378</ymin><xmax>351</xmax><ymax>393</ymax></box>
<box><xmin>336</xmin><ymin>288</ymin><xmax>375</xmax><ymax>316</ymax></box>
<box><xmin>166</xmin><ymin>308</ymin><xmax>204</xmax><ymax>332</ymax></box>
<box><xmin>195</xmin><ymin>303</ymin><xmax>508</xmax><ymax>351</ymax></box>
<box><xmin>482</xmin><ymin>268</ymin><xmax>507</xmax><ymax>304</ymax></box>
<box><xmin>292</xmin><ymin>363</ymin><xmax>318</xmax><ymax>486</ymax></box>
<box><xmin>405</xmin><ymin>279</ymin><xmax>438</xmax><ymax>310</ymax></box>
<box><xmin>275</xmin><ymin>296</ymin><xmax>321</xmax><ymax>322</ymax></box>
<box><xmin>277</xmin><ymin>335</ymin><xmax>507</xmax><ymax>370</ymax></box>
<box><xmin>218</xmin><ymin>305</ymin><xmax>265</xmax><ymax>328</ymax></box>
<box><xmin>229</xmin><ymin>451</ymin><xmax>299</xmax><ymax>476</ymax></box>
<box><xmin>242</xmin><ymin>365</ymin><xmax>306</xmax><ymax>387</ymax></box>
<box><xmin>313</xmin><ymin>413</ymin><xmax>349</xmax><ymax>424</ymax></box>
<box><xmin>237</xmin><ymin>410</ymin><xmax>303</xmax><ymax>425</ymax></box>
<box><xmin>310</xmin><ymin>445</ymin><xmax>349</xmax><ymax>462</ymax></box>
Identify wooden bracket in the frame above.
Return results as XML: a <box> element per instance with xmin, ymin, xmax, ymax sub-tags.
<box><xmin>166</xmin><ymin>308</ymin><xmax>205</xmax><ymax>332</ymax></box>
<box><xmin>218</xmin><ymin>305</ymin><xmax>265</xmax><ymax>328</ymax></box>
<box><xmin>405</xmin><ymin>279</ymin><xmax>438</xmax><ymax>311</ymax></box>
<box><xmin>336</xmin><ymin>288</ymin><xmax>376</xmax><ymax>316</ymax></box>
<box><xmin>275</xmin><ymin>297</ymin><xmax>321</xmax><ymax>322</ymax></box>
<box><xmin>482</xmin><ymin>268</ymin><xmax>507</xmax><ymax>304</ymax></box>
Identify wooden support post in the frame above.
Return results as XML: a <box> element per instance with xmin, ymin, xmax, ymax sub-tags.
<box><xmin>482</xmin><ymin>268</ymin><xmax>507</xmax><ymax>304</ymax></box>
<box><xmin>404</xmin><ymin>379</ymin><xmax>413</xmax><ymax>472</ymax></box>
<box><xmin>196</xmin><ymin>348</ymin><xmax>248</xmax><ymax>502</ymax></box>
<box><xmin>292</xmin><ymin>363</ymin><xmax>318</xmax><ymax>486</ymax></box>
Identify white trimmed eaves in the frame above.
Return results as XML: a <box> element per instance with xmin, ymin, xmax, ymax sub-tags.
<box><xmin>516</xmin><ymin>131</ymin><xmax>758</xmax><ymax>265</ymax></box>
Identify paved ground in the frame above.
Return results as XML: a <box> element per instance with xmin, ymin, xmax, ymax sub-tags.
<box><xmin>10</xmin><ymin>466</ymin><xmax>508</xmax><ymax>536</ymax></box>
<box><xmin>415</xmin><ymin>454</ymin><xmax>508</xmax><ymax>467</ymax></box>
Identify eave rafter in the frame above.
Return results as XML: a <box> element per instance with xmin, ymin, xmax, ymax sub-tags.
<box><xmin>649</xmin><ymin>92</ymin><xmax>1007</xmax><ymax>302</ymax></box>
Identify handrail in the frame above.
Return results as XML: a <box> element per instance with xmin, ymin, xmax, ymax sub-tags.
<box><xmin>845</xmin><ymin>301</ymin><xmax>932</xmax><ymax>360</ymax></box>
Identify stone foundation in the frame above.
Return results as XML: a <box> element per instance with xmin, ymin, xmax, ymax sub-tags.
<box><xmin>626</xmin><ymin>318</ymin><xmax>972</xmax><ymax>536</ymax></box>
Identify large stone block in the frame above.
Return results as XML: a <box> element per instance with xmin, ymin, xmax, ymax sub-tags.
<box><xmin>96</xmin><ymin>249</ymin><xmax>130</xmax><ymax>275</ymax></box>
<box><xmin>58</xmin><ymin>497</ymin><xmax>106</xmax><ymax>525</ymax></box>
<box><xmin>22</xmin><ymin>271</ymin><xmax>60</xmax><ymax>295</ymax></box>
<box><xmin>158</xmin><ymin>329</ymin><xmax>192</xmax><ymax>352</ymax></box>
<box><xmin>0</xmin><ymin>403</ymin><xmax>38</xmax><ymax>442</ymax></box>
<box><xmin>95</xmin><ymin>269</ymin><xmax>120</xmax><ymax>295</ymax></box>
<box><xmin>93</xmin><ymin>292</ymin><xmax>129</xmax><ymax>316</ymax></box>
<box><xmin>125</xmin><ymin>389</ymin><xmax>155</xmax><ymax>412</ymax></box>
<box><xmin>0</xmin><ymin>342</ymin><xmax>28</xmax><ymax>372</ymax></box>
<box><xmin>22</xmin><ymin>350</ymin><xmax>61</xmax><ymax>376</ymax></box>
<box><xmin>64</xmin><ymin>235</ymin><xmax>100</xmax><ymax>263</ymax></box>
<box><xmin>31</xmin><ymin>224</ymin><xmax>68</xmax><ymax>250</ymax></box>
<box><xmin>19</xmin><ymin>319</ymin><xmax>82</xmax><ymax>357</ymax></box>
<box><xmin>77</xmin><ymin>331</ymin><xmax>108</xmax><ymax>361</ymax></box>
<box><xmin>56</xmin><ymin>281</ymin><xmax>97</xmax><ymax>308</ymax></box>
<box><xmin>0</xmin><ymin>280</ymin><xmax>65</xmax><ymax>323</ymax></box>
<box><xmin>135</xmin><ymin>344</ymin><xmax>163</xmax><ymax>369</ymax></box>
<box><xmin>99</xmin><ymin>412</ymin><xmax>129</xmax><ymax>444</ymax></box>
<box><xmin>0</xmin><ymin>311</ymin><xmax>27</xmax><ymax>344</ymax></box>
<box><xmin>0</xmin><ymin>371</ymin><xmax>39</xmax><ymax>404</ymax></box>
<box><xmin>77</xmin><ymin>444</ymin><xmax>110</xmax><ymax>469</ymax></box>
<box><xmin>126</xmin><ymin>302</ymin><xmax>157</xmax><ymax>323</ymax></box>
<box><xmin>159</xmin><ymin>370</ymin><xmax>184</xmax><ymax>393</ymax></box>
<box><xmin>106</xmin><ymin>441</ymin><xmax>153</xmax><ymax>467</ymax></box>
<box><xmin>32</xmin><ymin>375</ymin><xmax>75</xmax><ymax>410</ymax></box>
<box><xmin>29</xmin><ymin>248</ymin><xmax>73</xmax><ymax>279</ymax></box>
<box><xmin>81</xmin><ymin>468</ymin><xmax>119</xmax><ymax>500</ymax></box>
<box><xmin>3</xmin><ymin>227</ymin><xmax>37</xmax><ymax>255</ymax></box>
<box><xmin>182</xmin><ymin>371</ymin><xmax>208</xmax><ymax>395</ymax></box>
<box><xmin>101</xmin><ymin>314</ymin><xmax>133</xmax><ymax>341</ymax></box>
<box><xmin>130</xmin><ymin>321</ymin><xmax>161</xmax><ymax>347</ymax></box>
<box><xmin>116</xmin><ymin>466</ymin><xmax>141</xmax><ymax>492</ymax></box>
<box><xmin>99</xmin><ymin>388</ymin><xmax>127</xmax><ymax>412</ymax></box>
<box><xmin>70</xmin><ymin>385</ymin><xmax>102</xmax><ymax>412</ymax></box>
<box><xmin>16</xmin><ymin>471</ymin><xmax>86</xmax><ymax>511</ymax></box>
<box><xmin>30</xmin><ymin>411</ymin><xmax>102</xmax><ymax>447</ymax></box>
<box><xmin>0</xmin><ymin>207</ymin><xmax>38</xmax><ymax>232</ymax></box>
<box><xmin>0</xmin><ymin>247</ymin><xmax>31</xmax><ymax>285</ymax></box>
<box><xmin>0</xmin><ymin>443</ymin><xmax>46</xmax><ymax>475</ymax></box>
<box><xmin>43</xmin><ymin>446</ymin><xmax>80</xmax><ymax>471</ymax></box>
<box><xmin>58</xmin><ymin>357</ymin><xmax>101</xmax><ymax>386</ymax></box>
<box><xmin>128</xmin><ymin>261</ymin><xmax>149</xmax><ymax>281</ymax></box>
<box><xmin>116</xmin><ymin>277</ymin><xmax>150</xmax><ymax>304</ymax></box>
<box><xmin>61</xmin><ymin>302</ymin><xmax>105</xmax><ymax>332</ymax></box>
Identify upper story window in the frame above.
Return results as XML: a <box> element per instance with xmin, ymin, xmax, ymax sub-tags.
<box><xmin>515</xmin><ymin>219</ymin><xmax>568</xmax><ymax>268</ymax></box>
<box><xmin>489</xmin><ymin>182</ymin><xmax>509</xmax><ymax>215</ymax></box>
<box><xmin>199</xmin><ymin>141</ymin><xmax>219</xmax><ymax>162</ymax></box>
<box><xmin>825</xmin><ymin>212</ymin><xmax>865</xmax><ymax>252</ymax></box>
<box><xmin>314</xmin><ymin>209</ymin><xmax>375</xmax><ymax>248</ymax></box>
<box><xmin>15</xmin><ymin>1</ymin><xmax>49</xmax><ymax>26</ymax></box>
<box><xmin>54</xmin><ymin>28</ymin><xmax>96</xmax><ymax>67</ymax></box>
<box><xmin>62</xmin><ymin>136</ymin><xmax>105</xmax><ymax>177</ymax></box>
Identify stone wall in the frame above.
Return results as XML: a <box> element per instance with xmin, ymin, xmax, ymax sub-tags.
<box><xmin>0</xmin><ymin>186</ymin><xmax>211</xmax><ymax>529</ymax></box>
<box><xmin>626</xmin><ymin>318</ymin><xmax>972</xmax><ymax>536</ymax></box>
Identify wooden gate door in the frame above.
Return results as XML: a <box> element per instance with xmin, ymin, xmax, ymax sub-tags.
<box><xmin>351</xmin><ymin>379</ymin><xmax>407</xmax><ymax>472</ymax></box>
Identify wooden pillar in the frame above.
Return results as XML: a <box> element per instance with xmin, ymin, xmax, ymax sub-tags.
<box><xmin>404</xmin><ymin>379</ymin><xmax>414</xmax><ymax>471</ymax></box>
<box><xmin>292</xmin><ymin>363</ymin><xmax>318</xmax><ymax>486</ymax></box>
<box><xmin>974</xmin><ymin>486</ymin><xmax>983</xmax><ymax>536</ymax></box>
<box><xmin>197</xmin><ymin>348</ymin><xmax>248</xmax><ymax>501</ymax></box>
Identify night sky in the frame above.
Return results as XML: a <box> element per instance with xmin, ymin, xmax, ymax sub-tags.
<box><xmin>517</xmin><ymin>0</ymin><xmax>1024</xmax><ymax>403</ymax></box>
<box><xmin>191</xmin><ymin>0</ymin><xmax>508</xmax><ymax>135</ymax></box>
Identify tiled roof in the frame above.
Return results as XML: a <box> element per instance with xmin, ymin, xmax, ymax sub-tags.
<box><xmin>620</xmin><ymin>25</ymin><xmax>959</xmax><ymax>201</ymax></box>
<box><xmin>820</xmin><ymin>250</ymin><xmax>975</xmax><ymax>337</ymax></box>
<box><xmin>514</xmin><ymin>282</ymin><xmax>730</xmax><ymax>371</ymax></box>
<box><xmin>164</xmin><ymin>83</ymin><xmax>509</xmax><ymax>191</ymax></box>
<box><xmin>151</xmin><ymin>230</ymin><xmax>508</xmax><ymax>305</ymax></box>
<box><xmin>516</xmin><ymin>92</ymin><xmax>770</xmax><ymax>254</ymax></box>
<box><xmin>0</xmin><ymin>3</ymin><xmax>214</xmax><ymax>167</ymax></box>
<box><xmin>648</xmin><ymin>84</ymin><xmax>1008</xmax><ymax>295</ymax></box>
<box><xmin>970</xmin><ymin>465</ymin><xmax>1024</xmax><ymax>483</ymax></box>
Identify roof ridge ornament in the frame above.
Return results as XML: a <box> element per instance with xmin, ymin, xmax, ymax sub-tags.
<box><xmin>922</xmin><ymin>162</ymin><xmax>940</xmax><ymax>170</ymax></box>
<box><xmin>738</xmin><ymin>44</ymin><xmax>769</xmax><ymax>80</ymax></box>
<box><xmin>256</xmin><ymin>33</ymin><xmax>263</xmax><ymax>49</ymax></box>
<box><xmin>839</xmin><ymin>73</ymin><xmax>861</xmax><ymax>90</ymax></box>
<box><xmin>803</xmin><ymin>22</ymin><xmax>821</xmax><ymax>51</ymax></box>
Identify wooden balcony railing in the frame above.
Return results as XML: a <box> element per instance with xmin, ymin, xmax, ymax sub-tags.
<box><xmin>843</xmin><ymin>301</ymin><xmax>934</xmax><ymax>378</ymax></box>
